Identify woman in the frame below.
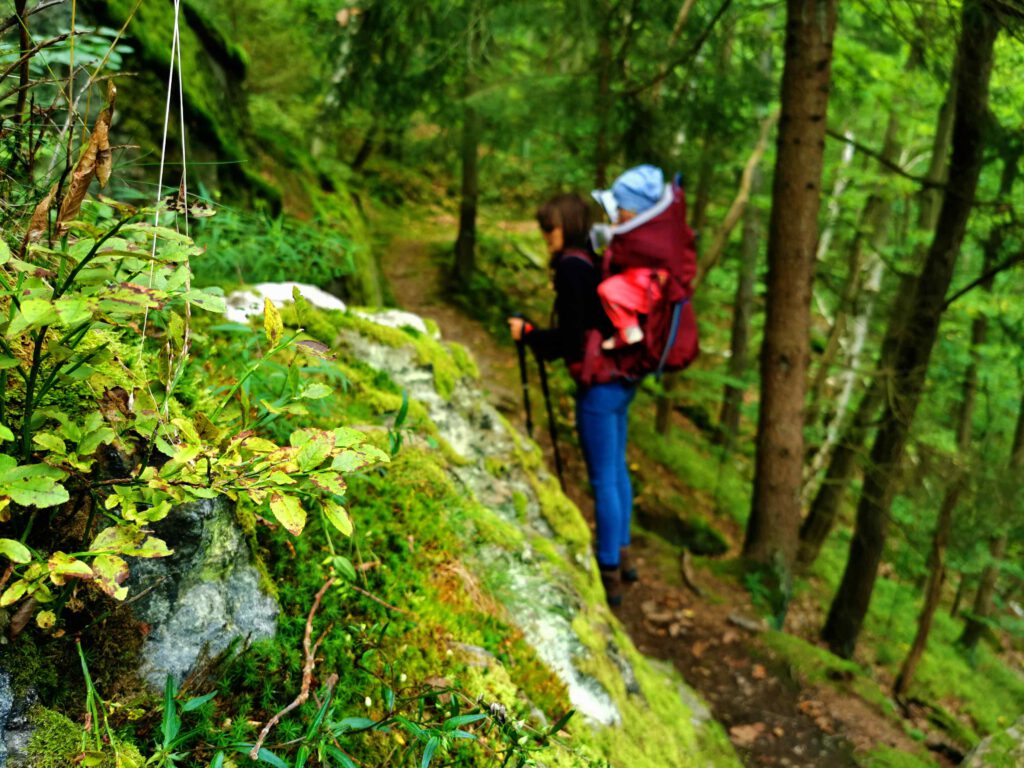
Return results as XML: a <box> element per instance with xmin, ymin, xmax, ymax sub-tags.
<box><xmin>507</xmin><ymin>193</ymin><xmax>639</xmax><ymax>606</ymax></box>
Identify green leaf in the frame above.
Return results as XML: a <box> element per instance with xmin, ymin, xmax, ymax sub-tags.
<box><xmin>7</xmin><ymin>298</ymin><xmax>58</xmax><ymax>338</ymax></box>
<box><xmin>300</xmin><ymin>382</ymin><xmax>333</xmax><ymax>400</ymax></box>
<box><xmin>53</xmin><ymin>297</ymin><xmax>92</xmax><ymax>327</ymax></box>
<box><xmin>295</xmin><ymin>431</ymin><xmax>333</xmax><ymax>472</ymax></box>
<box><xmin>0</xmin><ymin>240</ymin><xmax>10</xmax><ymax>264</ymax></box>
<box><xmin>333</xmin><ymin>427</ymin><xmax>365</xmax><ymax>448</ymax></box>
<box><xmin>208</xmin><ymin>753</ymin><xmax>225</xmax><ymax>768</ymax></box>
<box><xmin>0</xmin><ymin>456</ymin><xmax>69</xmax><ymax>508</ymax></box>
<box><xmin>269</xmin><ymin>493</ymin><xmax>306</xmax><ymax>536</ymax></box>
<box><xmin>0</xmin><ymin>424</ymin><xmax>14</xmax><ymax>443</ymax></box>
<box><xmin>91</xmin><ymin>554</ymin><xmax>129</xmax><ymax>599</ymax></box>
<box><xmin>331</xmin><ymin>451</ymin><xmax>368</xmax><ymax>473</ymax></box>
<box><xmin>444</xmin><ymin>714</ymin><xmax>487</xmax><ymax>730</ymax></box>
<box><xmin>0</xmin><ymin>538</ymin><xmax>32</xmax><ymax>564</ymax></box>
<box><xmin>322</xmin><ymin>499</ymin><xmax>353</xmax><ymax>537</ymax></box>
<box><xmin>0</xmin><ymin>357</ymin><xmax>20</xmax><ymax>370</ymax></box>
<box><xmin>421</xmin><ymin>736</ymin><xmax>439</xmax><ymax>768</ymax></box>
<box><xmin>182</xmin><ymin>690</ymin><xmax>217</xmax><ymax>712</ymax></box>
<box><xmin>264</xmin><ymin>298</ymin><xmax>283</xmax><ymax>347</ymax></box>
<box><xmin>32</xmin><ymin>433</ymin><xmax>67</xmax><ymax>455</ymax></box>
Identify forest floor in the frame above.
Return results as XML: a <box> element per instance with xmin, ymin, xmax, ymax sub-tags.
<box><xmin>377</xmin><ymin>230</ymin><xmax>950</xmax><ymax>768</ymax></box>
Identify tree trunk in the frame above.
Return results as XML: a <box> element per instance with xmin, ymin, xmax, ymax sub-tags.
<box><xmin>453</xmin><ymin>6</ymin><xmax>482</xmax><ymax>286</ymax></box>
<box><xmin>894</xmin><ymin>258</ymin><xmax>987</xmax><ymax>696</ymax></box>
<box><xmin>743</xmin><ymin>0</ymin><xmax>838</xmax><ymax>574</ymax></box>
<box><xmin>594</xmin><ymin>5</ymin><xmax>614</xmax><ymax>188</ymax></box>
<box><xmin>813</xmin><ymin>132</ymin><xmax>855</xmax><ymax>265</ymax></box>
<box><xmin>821</xmin><ymin>0</ymin><xmax>999</xmax><ymax>658</ymax></box>
<box><xmin>796</xmin><ymin>61</ymin><xmax>960</xmax><ymax>570</ymax></box>
<box><xmin>717</xmin><ymin>166</ymin><xmax>763</xmax><ymax>448</ymax></box>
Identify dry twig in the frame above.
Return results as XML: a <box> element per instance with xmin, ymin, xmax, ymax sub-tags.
<box><xmin>350</xmin><ymin>583</ymin><xmax>413</xmax><ymax>617</ymax></box>
<box><xmin>249</xmin><ymin>576</ymin><xmax>335</xmax><ymax>759</ymax></box>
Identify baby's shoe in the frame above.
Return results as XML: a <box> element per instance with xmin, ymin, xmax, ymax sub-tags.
<box><xmin>622</xmin><ymin>326</ymin><xmax>644</xmax><ymax>345</ymax></box>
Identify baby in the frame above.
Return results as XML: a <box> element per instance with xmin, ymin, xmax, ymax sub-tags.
<box><xmin>594</xmin><ymin>165</ymin><xmax>670</xmax><ymax>350</ymax></box>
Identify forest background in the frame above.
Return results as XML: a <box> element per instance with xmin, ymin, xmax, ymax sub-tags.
<box><xmin>2</xmin><ymin>0</ymin><xmax>1024</xmax><ymax>766</ymax></box>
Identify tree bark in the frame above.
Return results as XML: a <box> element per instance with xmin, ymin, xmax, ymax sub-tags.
<box><xmin>717</xmin><ymin>165</ymin><xmax>763</xmax><ymax>448</ymax></box>
<box><xmin>743</xmin><ymin>0</ymin><xmax>838</xmax><ymax>573</ymax></box>
<box><xmin>796</xmin><ymin>59</ymin><xmax>959</xmax><ymax>570</ymax></box>
<box><xmin>821</xmin><ymin>0</ymin><xmax>999</xmax><ymax>658</ymax></box>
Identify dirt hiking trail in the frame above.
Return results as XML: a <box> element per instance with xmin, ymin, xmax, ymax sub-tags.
<box><xmin>378</xmin><ymin>234</ymin><xmax>944</xmax><ymax>768</ymax></box>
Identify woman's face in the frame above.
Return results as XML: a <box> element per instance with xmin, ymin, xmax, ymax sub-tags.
<box><xmin>541</xmin><ymin>226</ymin><xmax>564</xmax><ymax>256</ymax></box>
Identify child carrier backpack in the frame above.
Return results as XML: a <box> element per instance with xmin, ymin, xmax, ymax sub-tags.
<box><xmin>568</xmin><ymin>177</ymin><xmax>699</xmax><ymax>386</ymax></box>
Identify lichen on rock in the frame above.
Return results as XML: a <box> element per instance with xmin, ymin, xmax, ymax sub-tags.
<box><xmin>127</xmin><ymin>497</ymin><xmax>279</xmax><ymax>689</ymax></box>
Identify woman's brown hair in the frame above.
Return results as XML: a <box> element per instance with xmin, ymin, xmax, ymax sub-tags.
<box><xmin>535</xmin><ymin>194</ymin><xmax>592</xmax><ymax>252</ymax></box>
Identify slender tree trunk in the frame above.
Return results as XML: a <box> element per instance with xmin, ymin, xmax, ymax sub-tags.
<box><xmin>796</xmin><ymin>63</ymin><xmax>959</xmax><ymax>570</ymax></box>
<box><xmin>894</xmin><ymin>261</ymin><xmax>986</xmax><ymax>696</ymax></box>
<box><xmin>453</xmin><ymin>6</ymin><xmax>481</xmax><ymax>286</ymax></box>
<box><xmin>805</xmin><ymin>116</ymin><xmax>900</xmax><ymax>430</ymax></box>
<box><xmin>11</xmin><ymin>0</ymin><xmax>30</xmax><ymax>161</ymax></box>
<box><xmin>822</xmin><ymin>1</ymin><xmax>999</xmax><ymax>658</ymax></box>
<box><xmin>717</xmin><ymin>166</ymin><xmax>763</xmax><ymax>448</ymax></box>
<box><xmin>743</xmin><ymin>0</ymin><xmax>838</xmax><ymax>574</ymax></box>
<box><xmin>950</xmin><ymin>573</ymin><xmax>969</xmax><ymax>618</ymax></box>
<box><xmin>960</xmin><ymin>389</ymin><xmax>1024</xmax><ymax>649</ymax></box>
<box><xmin>813</xmin><ymin>132</ymin><xmax>855</xmax><ymax>265</ymax></box>
<box><xmin>594</xmin><ymin>5</ymin><xmax>614</xmax><ymax>188</ymax></box>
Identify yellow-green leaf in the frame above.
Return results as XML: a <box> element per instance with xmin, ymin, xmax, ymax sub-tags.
<box><xmin>322</xmin><ymin>499</ymin><xmax>352</xmax><ymax>537</ymax></box>
<box><xmin>0</xmin><ymin>424</ymin><xmax>13</xmax><ymax>443</ymax></box>
<box><xmin>295</xmin><ymin>431</ymin><xmax>333</xmax><ymax>472</ymax></box>
<box><xmin>33</xmin><ymin>433</ymin><xmax>67</xmax><ymax>455</ymax></box>
<box><xmin>36</xmin><ymin>609</ymin><xmax>56</xmax><ymax>629</ymax></box>
<box><xmin>0</xmin><ymin>538</ymin><xmax>32</xmax><ymax>564</ymax></box>
<box><xmin>264</xmin><ymin>297</ymin><xmax>283</xmax><ymax>347</ymax></box>
<box><xmin>48</xmin><ymin>552</ymin><xmax>95</xmax><ymax>585</ymax></box>
<box><xmin>0</xmin><ymin>579</ymin><xmax>28</xmax><ymax>607</ymax></box>
<box><xmin>7</xmin><ymin>298</ymin><xmax>58</xmax><ymax>338</ymax></box>
<box><xmin>269</xmin><ymin>493</ymin><xmax>305</xmax><ymax>536</ymax></box>
<box><xmin>92</xmin><ymin>554</ymin><xmax>130</xmax><ymax>599</ymax></box>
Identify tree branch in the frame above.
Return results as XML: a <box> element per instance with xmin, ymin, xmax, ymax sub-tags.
<box><xmin>695</xmin><ymin>110</ymin><xmax>778</xmax><ymax>288</ymax></box>
<box><xmin>825</xmin><ymin>128</ymin><xmax>943</xmax><ymax>189</ymax></box>
<box><xmin>0</xmin><ymin>0</ymin><xmax>66</xmax><ymax>37</ymax></box>
<box><xmin>626</xmin><ymin>0</ymin><xmax>734</xmax><ymax>97</ymax></box>
<box><xmin>250</xmin><ymin>577</ymin><xmax>335</xmax><ymax>760</ymax></box>
<box><xmin>943</xmin><ymin>251</ymin><xmax>1024</xmax><ymax>309</ymax></box>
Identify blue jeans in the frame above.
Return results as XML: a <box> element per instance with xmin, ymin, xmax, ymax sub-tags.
<box><xmin>575</xmin><ymin>380</ymin><xmax>637</xmax><ymax>568</ymax></box>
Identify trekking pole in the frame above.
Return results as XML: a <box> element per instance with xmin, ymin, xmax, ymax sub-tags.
<box><xmin>533</xmin><ymin>353</ymin><xmax>566</xmax><ymax>491</ymax></box>
<box><xmin>512</xmin><ymin>314</ymin><xmax>534</xmax><ymax>438</ymax></box>
<box><xmin>515</xmin><ymin>338</ymin><xmax>534</xmax><ymax>438</ymax></box>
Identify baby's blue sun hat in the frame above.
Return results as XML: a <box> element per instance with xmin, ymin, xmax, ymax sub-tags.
<box><xmin>611</xmin><ymin>165</ymin><xmax>665</xmax><ymax>214</ymax></box>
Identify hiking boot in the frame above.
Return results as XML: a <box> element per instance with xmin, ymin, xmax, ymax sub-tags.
<box><xmin>620</xmin><ymin>547</ymin><xmax>639</xmax><ymax>583</ymax></box>
<box><xmin>599</xmin><ymin>565</ymin><xmax>623</xmax><ymax>607</ymax></box>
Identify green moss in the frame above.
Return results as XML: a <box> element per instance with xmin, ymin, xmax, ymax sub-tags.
<box><xmin>1</xmin><ymin>638</ymin><xmax>58</xmax><ymax>699</ymax></box>
<box><xmin>512</xmin><ymin>491</ymin><xmax>529</xmax><ymax>524</ymax></box>
<box><xmin>529</xmin><ymin>474</ymin><xmax>592</xmax><ymax>556</ymax></box>
<box><xmin>335</xmin><ymin>312</ymin><xmax>468</xmax><ymax>401</ymax></box>
<box><xmin>28</xmin><ymin>707</ymin><xmax>143</xmax><ymax>768</ymax></box>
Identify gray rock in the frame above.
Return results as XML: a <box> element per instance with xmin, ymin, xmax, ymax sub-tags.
<box><xmin>960</xmin><ymin>716</ymin><xmax>1024</xmax><ymax>767</ymax></box>
<box><xmin>128</xmin><ymin>498</ymin><xmax>278</xmax><ymax>689</ymax></box>
<box><xmin>0</xmin><ymin>671</ymin><xmax>38</xmax><ymax>768</ymax></box>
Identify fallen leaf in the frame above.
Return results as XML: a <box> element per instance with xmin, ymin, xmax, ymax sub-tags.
<box><xmin>691</xmin><ymin>640</ymin><xmax>708</xmax><ymax>658</ymax></box>
<box><xmin>728</xmin><ymin>722</ymin><xmax>765</xmax><ymax>747</ymax></box>
<box><xmin>752</xmin><ymin>664</ymin><xmax>767</xmax><ymax>680</ymax></box>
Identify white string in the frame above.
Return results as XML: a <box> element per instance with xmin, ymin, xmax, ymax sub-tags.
<box><xmin>133</xmin><ymin>0</ymin><xmax>182</xmax><ymax>412</ymax></box>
